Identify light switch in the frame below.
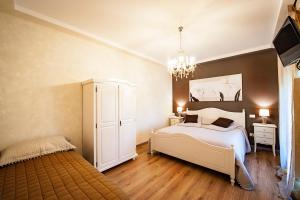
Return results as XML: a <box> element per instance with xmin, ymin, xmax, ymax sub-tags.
<box><xmin>249</xmin><ymin>114</ymin><xmax>256</xmax><ymax>118</ymax></box>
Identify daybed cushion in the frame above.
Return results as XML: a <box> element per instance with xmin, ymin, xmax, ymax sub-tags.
<box><xmin>0</xmin><ymin>135</ymin><xmax>76</xmax><ymax>167</ymax></box>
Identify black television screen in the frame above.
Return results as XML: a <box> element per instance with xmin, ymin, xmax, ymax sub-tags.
<box><xmin>273</xmin><ymin>16</ymin><xmax>300</xmax><ymax>67</ymax></box>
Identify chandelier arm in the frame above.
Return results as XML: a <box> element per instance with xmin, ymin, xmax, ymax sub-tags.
<box><xmin>180</xmin><ymin>29</ymin><xmax>182</xmax><ymax>50</ymax></box>
<box><xmin>179</xmin><ymin>26</ymin><xmax>183</xmax><ymax>50</ymax></box>
<box><xmin>179</xmin><ymin>32</ymin><xmax>180</xmax><ymax>50</ymax></box>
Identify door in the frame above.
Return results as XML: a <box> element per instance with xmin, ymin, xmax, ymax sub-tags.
<box><xmin>97</xmin><ymin>83</ymin><xmax>118</xmax><ymax>171</ymax></box>
<box><xmin>119</xmin><ymin>84</ymin><xmax>136</xmax><ymax>161</ymax></box>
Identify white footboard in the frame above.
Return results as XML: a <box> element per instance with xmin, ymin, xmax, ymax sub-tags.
<box><xmin>150</xmin><ymin>133</ymin><xmax>235</xmax><ymax>185</ymax></box>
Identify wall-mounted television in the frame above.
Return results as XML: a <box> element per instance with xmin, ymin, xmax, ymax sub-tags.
<box><xmin>273</xmin><ymin>16</ymin><xmax>300</xmax><ymax>67</ymax></box>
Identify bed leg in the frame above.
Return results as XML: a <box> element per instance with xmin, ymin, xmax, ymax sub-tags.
<box><xmin>132</xmin><ymin>153</ymin><xmax>138</xmax><ymax>160</ymax></box>
<box><xmin>150</xmin><ymin>150</ymin><xmax>154</xmax><ymax>156</ymax></box>
<box><xmin>230</xmin><ymin>178</ymin><xmax>235</xmax><ymax>186</ymax></box>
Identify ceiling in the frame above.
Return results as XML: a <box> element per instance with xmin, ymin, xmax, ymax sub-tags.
<box><xmin>15</xmin><ymin>0</ymin><xmax>282</xmax><ymax>65</ymax></box>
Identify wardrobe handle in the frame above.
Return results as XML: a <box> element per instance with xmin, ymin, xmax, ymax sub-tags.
<box><xmin>120</xmin><ymin>121</ymin><xmax>122</xmax><ymax>126</ymax></box>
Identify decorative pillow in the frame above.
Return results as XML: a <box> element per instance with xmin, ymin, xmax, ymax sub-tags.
<box><xmin>186</xmin><ymin>111</ymin><xmax>203</xmax><ymax>123</ymax></box>
<box><xmin>0</xmin><ymin>135</ymin><xmax>76</xmax><ymax>167</ymax></box>
<box><xmin>184</xmin><ymin>114</ymin><xmax>198</xmax><ymax>123</ymax></box>
<box><xmin>211</xmin><ymin>117</ymin><xmax>234</xmax><ymax>128</ymax></box>
<box><xmin>183</xmin><ymin>115</ymin><xmax>202</xmax><ymax>123</ymax></box>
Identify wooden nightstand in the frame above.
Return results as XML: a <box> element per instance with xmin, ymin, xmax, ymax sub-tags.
<box><xmin>169</xmin><ymin>116</ymin><xmax>184</xmax><ymax>126</ymax></box>
<box><xmin>253</xmin><ymin>123</ymin><xmax>277</xmax><ymax>156</ymax></box>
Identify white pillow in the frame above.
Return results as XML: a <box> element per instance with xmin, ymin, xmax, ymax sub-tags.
<box><xmin>0</xmin><ymin>135</ymin><xmax>76</xmax><ymax>167</ymax></box>
<box><xmin>177</xmin><ymin>122</ymin><xmax>202</xmax><ymax>128</ymax></box>
<box><xmin>197</xmin><ymin>116</ymin><xmax>202</xmax><ymax>124</ymax></box>
<box><xmin>201</xmin><ymin>118</ymin><xmax>216</xmax><ymax>125</ymax></box>
<box><xmin>201</xmin><ymin>123</ymin><xmax>239</xmax><ymax>132</ymax></box>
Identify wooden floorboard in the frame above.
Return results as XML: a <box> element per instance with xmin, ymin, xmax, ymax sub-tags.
<box><xmin>104</xmin><ymin>143</ymin><xmax>280</xmax><ymax>200</ymax></box>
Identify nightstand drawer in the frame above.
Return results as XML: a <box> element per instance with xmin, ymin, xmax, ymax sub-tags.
<box><xmin>254</xmin><ymin>131</ymin><xmax>273</xmax><ymax>139</ymax></box>
<box><xmin>169</xmin><ymin>118</ymin><xmax>183</xmax><ymax>126</ymax></box>
<box><xmin>255</xmin><ymin>137</ymin><xmax>273</xmax><ymax>145</ymax></box>
<box><xmin>254</xmin><ymin>126</ymin><xmax>274</xmax><ymax>133</ymax></box>
<box><xmin>253</xmin><ymin>123</ymin><xmax>277</xmax><ymax>156</ymax></box>
<box><xmin>170</xmin><ymin>119</ymin><xmax>179</xmax><ymax>125</ymax></box>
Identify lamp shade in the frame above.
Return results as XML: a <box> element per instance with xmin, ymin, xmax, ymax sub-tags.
<box><xmin>177</xmin><ymin>106</ymin><xmax>183</xmax><ymax>113</ymax></box>
<box><xmin>259</xmin><ymin>109</ymin><xmax>270</xmax><ymax>117</ymax></box>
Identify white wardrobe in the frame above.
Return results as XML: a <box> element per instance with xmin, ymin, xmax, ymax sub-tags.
<box><xmin>82</xmin><ymin>79</ymin><xmax>137</xmax><ymax>172</ymax></box>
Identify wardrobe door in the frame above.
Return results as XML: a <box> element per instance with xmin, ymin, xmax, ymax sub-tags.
<box><xmin>119</xmin><ymin>84</ymin><xmax>136</xmax><ymax>161</ymax></box>
<box><xmin>96</xmin><ymin>83</ymin><xmax>118</xmax><ymax>171</ymax></box>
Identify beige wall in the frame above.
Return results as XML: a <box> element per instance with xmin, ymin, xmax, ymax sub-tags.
<box><xmin>295</xmin><ymin>78</ymin><xmax>300</xmax><ymax>177</ymax></box>
<box><xmin>0</xmin><ymin>0</ymin><xmax>172</xmax><ymax>153</ymax></box>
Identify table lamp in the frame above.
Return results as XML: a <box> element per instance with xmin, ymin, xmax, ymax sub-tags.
<box><xmin>259</xmin><ymin>108</ymin><xmax>270</xmax><ymax>124</ymax></box>
<box><xmin>177</xmin><ymin>106</ymin><xmax>183</xmax><ymax>116</ymax></box>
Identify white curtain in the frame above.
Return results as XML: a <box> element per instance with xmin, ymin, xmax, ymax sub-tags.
<box><xmin>278</xmin><ymin>58</ymin><xmax>295</xmax><ymax>196</ymax></box>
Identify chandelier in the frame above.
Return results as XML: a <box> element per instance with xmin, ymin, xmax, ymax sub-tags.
<box><xmin>167</xmin><ymin>26</ymin><xmax>196</xmax><ymax>81</ymax></box>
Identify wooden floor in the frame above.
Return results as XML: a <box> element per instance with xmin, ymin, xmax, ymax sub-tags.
<box><xmin>104</xmin><ymin>143</ymin><xmax>280</xmax><ymax>200</ymax></box>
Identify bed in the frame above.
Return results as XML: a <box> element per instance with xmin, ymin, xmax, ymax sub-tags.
<box><xmin>0</xmin><ymin>136</ymin><xmax>128</xmax><ymax>200</ymax></box>
<box><xmin>150</xmin><ymin>108</ymin><xmax>254</xmax><ymax>190</ymax></box>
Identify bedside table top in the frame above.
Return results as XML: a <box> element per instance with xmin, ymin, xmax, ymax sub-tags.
<box><xmin>253</xmin><ymin>123</ymin><xmax>277</xmax><ymax>128</ymax></box>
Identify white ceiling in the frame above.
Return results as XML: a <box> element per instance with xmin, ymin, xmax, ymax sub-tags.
<box><xmin>15</xmin><ymin>0</ymin><xmax>282</xmax><ymax>65</ymax></box>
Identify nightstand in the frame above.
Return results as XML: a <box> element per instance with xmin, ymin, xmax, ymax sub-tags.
<box><xmin>253</xmin><ymin>123</ymin><xmax>277</xmax><ymax>156</ymax></box>
<box><xmin>169</xmin><ymin>116</ymin><xmax>184</xmax><ymax>126</ymax></box>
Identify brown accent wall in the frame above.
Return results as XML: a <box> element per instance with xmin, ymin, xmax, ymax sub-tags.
<box><xmin>172</xmin><ymin>48</ymin><xmax>279</xmax><ymax>147</ymax></box>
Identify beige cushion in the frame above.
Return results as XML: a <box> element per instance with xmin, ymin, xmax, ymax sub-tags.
<box><xmin>0</xmin><ymin>135</ymin><xmax>76</xmax><ymax>166</ymax></box>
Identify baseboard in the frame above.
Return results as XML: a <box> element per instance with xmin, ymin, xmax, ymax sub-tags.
<box><xmin>137</xmin><ymin>141</ymin><xmax>148</xmax><ymax>147</ymax></box>
<box><xmin>136</xmin><ymin>134</ymin><xmax>150</xmax><ymax>145</ymax></box>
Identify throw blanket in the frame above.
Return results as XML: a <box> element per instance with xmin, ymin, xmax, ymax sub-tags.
<box><xmin>233</xmin><ymin>127</ymin><xmax>255</xmax><ymax>190</ymax></box>
<box><xmin>153</xmin><ymin>124</ymin><xmax>254</xmax><ymax>190</ymax></box>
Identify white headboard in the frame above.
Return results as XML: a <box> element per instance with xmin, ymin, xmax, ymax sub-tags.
<box><xmin>186</xmin><ymin>108</ymin><xmax>246</xmax><ymax>128</ymax></box>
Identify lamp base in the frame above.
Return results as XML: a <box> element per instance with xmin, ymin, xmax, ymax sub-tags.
<box><xmin>262</xmin><ymin>118</ymin><xmax>267</xmax><ymax>124</ymax></box>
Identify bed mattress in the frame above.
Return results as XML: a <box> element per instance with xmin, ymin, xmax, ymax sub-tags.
<box><xmin>0</xmin><ymin>151</ymin><xmax>128</xmax><ymax>200</ymax></box>
<box><xmin>153</xmin><ymin>124</ymin><xmax>254</xmax><ymax>190</ymax></box>
<box><xmin>156</xmin><ymin>125</ymin><xmax>251</xmax><ymax>162</ymax></box>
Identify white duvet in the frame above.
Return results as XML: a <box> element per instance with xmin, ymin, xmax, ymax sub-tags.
<box><xmin>156</xmin><ymin>124</ymin><xmax>251</xmax><ymax>163</ymax></box>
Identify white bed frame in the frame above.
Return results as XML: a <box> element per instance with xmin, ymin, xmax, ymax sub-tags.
<box><xmin>150</xmin><ymin>108</ymin><xmax>246</xmax><ymax>186</ymax></box>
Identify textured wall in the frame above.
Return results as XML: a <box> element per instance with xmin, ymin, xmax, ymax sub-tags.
<box><xmin>0</xmin><ymin>0</ymin><xmax>172</xmax><ymax>153</ymax></box>
<box><xmin>172</xmin><ymin>49</ymin><xmax>279</xmax><ymax>147</ymax></box>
